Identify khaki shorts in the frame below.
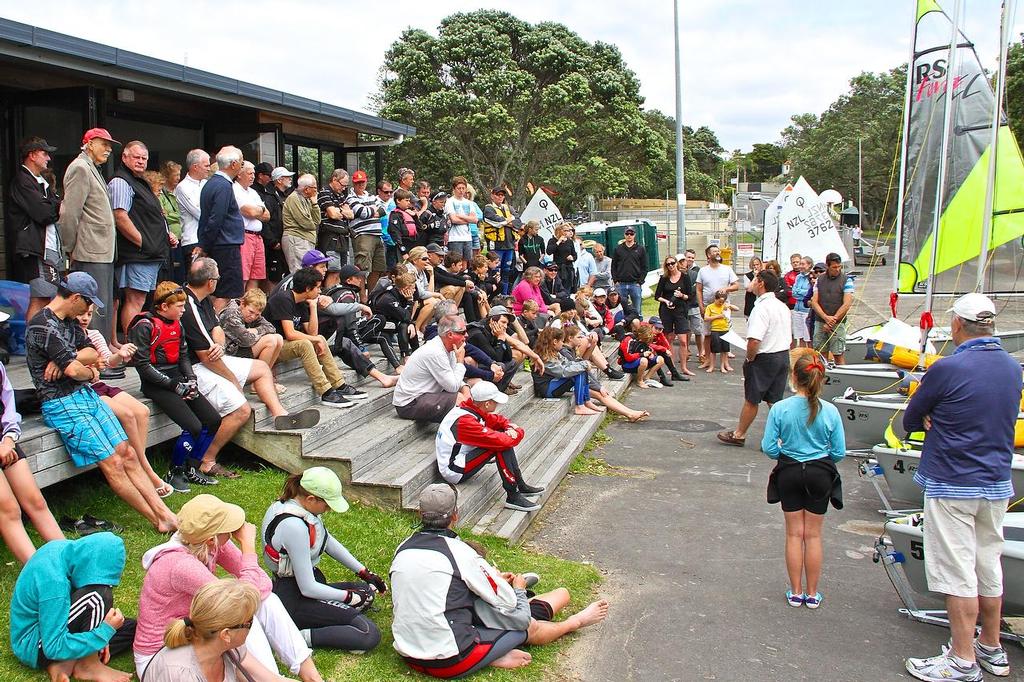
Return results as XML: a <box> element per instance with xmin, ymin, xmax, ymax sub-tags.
<box><xmin>813</xmin><ymin>319</ymin><xmax>847</xmax><ymax>357</ymax></box>
<box><xmin>923</xmin><ymin>496</ymin><xmax>1009</xmax><ymax>598</ymax></box>
<box><xmin>354</xmin><ymin>234</ymin><xmax>387</xmax><ymax>273</ymax></box>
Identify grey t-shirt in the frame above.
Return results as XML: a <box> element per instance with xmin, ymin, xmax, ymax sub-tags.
<box><xmin>142</xmin><ymin>644</ymin><xmax>244</xmax><ymax>682</ymax></box>
<box><xmin>696</xmin><ymin>264</ymin><xmax>738</xmax><ymax>307</ymax></box>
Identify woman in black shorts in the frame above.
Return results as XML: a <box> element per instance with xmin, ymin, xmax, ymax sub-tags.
<box><xmin>653</xmin><ymin>255</ymin><xmax>695</xmax><ymax>377</ymax></box>
<box><xmin>128</xmin><ymin>281</ymin><xmax>223</xmax><ymax>492</ymax></box>
<box><xmin>761</xmin><ymin>349</ymin><xmax>846</xmax><ymax>610</ymax></box>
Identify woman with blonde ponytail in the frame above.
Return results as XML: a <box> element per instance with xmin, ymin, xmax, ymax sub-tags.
<box><xmin>142</xmin><ymin>579</ymin><xmax>284</xmax><ymax>681</ymax></box>
<box><xmin>761</xmin><ymin>348</ymin><xmax>846</xmax><ymax>611</ymax></box>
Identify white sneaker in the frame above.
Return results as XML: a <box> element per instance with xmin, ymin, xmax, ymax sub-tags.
<box><xmin>645</xmin><ymin>379</ymin><xmax>663</xmax><ymax>388</ymax></box>
<box><xmin>906</xmin><ymin>652</ymin><xmax>982</xmax><ymax>681</ymax></box>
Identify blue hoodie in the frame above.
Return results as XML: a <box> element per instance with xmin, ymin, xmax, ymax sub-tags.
<box><xmin>10</xmin><ymin>533</ymin><xmax>126</xmax><ymax>668</ymax></box>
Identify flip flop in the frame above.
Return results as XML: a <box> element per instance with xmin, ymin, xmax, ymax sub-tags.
<box><xmin>274</xmin><ymin>409</ymin><xmax>321</xmax><ymax>431</ymax></box>
<box><xmin>628</xmin><ymin>411</ymin><xmax>650</xmax><ymax>423</ymax></box>
<box><xmin>717</xmin><ymin>430</ymin><xmax>746</xmax><ymax>447</ymax></box>
<box><xmin>81</xmin><ymin>514</ymin><xmax>124</xmax><ymax>534</ymax></box>
<box><xmin>155</xmin><ymin>482</ymin><xmax>174</xmax><ymax>499</ymax></box>
<box><xmin>59</xmin><ymin>516</ymin><xmax>102</xmax><ymax>536</ymax></box>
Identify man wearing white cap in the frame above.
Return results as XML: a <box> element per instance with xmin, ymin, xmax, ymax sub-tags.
<box><xmin>904</xmin><ymin>293</ymin><xmax>1024</xmax><ymax>682</ymax></box>
<box><xmin>435</xmin><ymin>381</ymin><xmax>543</xmax><ymax>512</ymax></box>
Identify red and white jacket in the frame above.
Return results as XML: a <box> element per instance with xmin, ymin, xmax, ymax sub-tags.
<box><xmin>435</xmin><ymin>401</ymin><xmax>525</xmax><ymax>484</ymax></box>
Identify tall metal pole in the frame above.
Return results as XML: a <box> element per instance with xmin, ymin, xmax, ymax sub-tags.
<box><xmin>891</xmin><ymin>0</ymin><xmax>922</xmax><ymax>295</ymax></box>
<box><xmin>922</xmin><ymin>0</ymin><xmax>963</xmax><ymax>354</ymax></box>
<box><xmin>976</xmin><ymin>0</ymin><xmax>1015</xmax><ymax>292</ymax></box>
<box><xmin>858</xmin><ymin>137</ymin><xmax>863</xmax><ymax>229</ymax></box>
<box><xmin>673</xmin><ymin>0</ymin><xmax>687</xmax><ymax>250</ymax></box>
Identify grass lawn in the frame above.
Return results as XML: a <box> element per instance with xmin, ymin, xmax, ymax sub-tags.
<box><xmin>0</xmin><ymin>450</ymin><xmax>602</xmax><ymax>681</ymax></box>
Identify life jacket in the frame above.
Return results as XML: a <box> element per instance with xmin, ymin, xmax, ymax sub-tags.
<box><xmin>128</xmin><ymin>312</ymin><xmax>181</xmax><ymax>365</ymax></box>
<box><xmin>397</xmin><ymin>208</ymin><xmax>417</xmax><ymax>240</ymax></box>
<box><xmin>263</xmin><ymin>506</ymin><xmax>328</xmax><ymax>578</ymax></box>
<box><xmin>483</xmin><ymin>202</ymin><xmax>515</xmax><ymax>243</ymax></box>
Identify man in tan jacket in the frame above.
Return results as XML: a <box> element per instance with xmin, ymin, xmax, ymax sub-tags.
<box><xmin>60</xmin><ymin>128</ymin><xmax>120</xmax><ymax>342</ymax></box>
<box><xmin>281</xmin><ymin>173</ymin><xmax>321</xmax><ymax>274</ymax></box>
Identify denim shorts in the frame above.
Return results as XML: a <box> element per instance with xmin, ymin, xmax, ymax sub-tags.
<box><xmin>116</xmin><ymin>261</ymin><xmax>161</xmax><ymax>292</ymax></box>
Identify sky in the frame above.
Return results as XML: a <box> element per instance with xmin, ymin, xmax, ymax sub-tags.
<box><xmin>2</xmin><ymin>1</ymin><xmax>1021</xmax><ymax>152</ymax></box>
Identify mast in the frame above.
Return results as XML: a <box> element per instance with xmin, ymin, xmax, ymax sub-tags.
<box><xmin>673</xmin><ymin>0</ymin><xmax>687</xmax><ymax>251</ymax></box>
<box><xmin>891</xmin><ymin>1</ymin><xmax>922</xmax><ymax>296</ymax></box>
<box><xmin>976</xmin><ymin>0</ymin><xmax>1015</xmax><ymax>292</ymax></box>
<box><xmin>921</xmin><ymin>0</ymin><xmax>963</xmax><ymax>353</ymax></box>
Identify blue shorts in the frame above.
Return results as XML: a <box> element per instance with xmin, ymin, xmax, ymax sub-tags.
<box><xmin>116</xmin><ymin>261</ymin><xmax>161</xmax><ymax>292</ymax></box>
<box><xmin>621</xmin><ymin>358</ymin><xmax>642</xmax><ymax>372</ymax></box>
<box><xmin>42</xmin><ymin>388</ymin><xmax>128</xmax><ymax>467</ymax></box>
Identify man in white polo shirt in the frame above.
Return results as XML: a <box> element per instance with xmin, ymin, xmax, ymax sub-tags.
<box><xmin>233</xmin><ymin>161</ymin><xmax>270</xmax><ymax>290</ymax></box>
<box><xmin>717</xmin><ymin>269</ymin><xmax>792</xmax><ymax>446</ymax></box>
<box><xmin>174</xmin><ymin>149</ymin><xmax>208</xmax><ymax>271</ymax></box>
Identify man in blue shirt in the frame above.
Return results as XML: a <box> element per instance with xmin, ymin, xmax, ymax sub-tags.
<box><xmin>903</xmin><ymin>293</ymin><xmax>1023</xmax><ymax>682</ymax></box>
<box><xmin>197</xmin><ymin>146</ymin><xmax>245</xmax><ymax>312</ymax></box>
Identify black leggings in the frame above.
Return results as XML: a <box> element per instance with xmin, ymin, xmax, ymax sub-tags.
<box><xmin>333</xmin><ymin>316</ymin><xmax>403</xmax><ymax>370</ymax></box>
<box><xmin>456</xmin><ymin>447</ymin><xmax>526</xmax><ymax>496</ymax></box>
<box><xmin>37</xmin><ymin>585</ymin><xmax>136</xmax><ymax>668</ymax></box>
<box><xmin>141</xmin><ymin>374</ymin><xmax>222</xmax><ymax>438</ymax></box>
<box><xmin>273</xmin><ymin>570</ymin><xmax>381</xmax><ymax>652</ymax></box>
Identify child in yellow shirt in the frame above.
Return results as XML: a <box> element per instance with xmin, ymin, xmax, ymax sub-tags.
<box><xmin>704</xmin><ymin>289</ymin><xmax>740</xmax><ymax>372</ymax></box>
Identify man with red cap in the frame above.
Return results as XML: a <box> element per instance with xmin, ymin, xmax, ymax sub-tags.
<box><xmin>61</xmin><ymin>128</ymin><xmax>121</xmax><ymax>343</ymax></box>
<box><xmin>345</xmin><ymin>170</ymin><xmax>387</xmax><ymax>292</ymax></box>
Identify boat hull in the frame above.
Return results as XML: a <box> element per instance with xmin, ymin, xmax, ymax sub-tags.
<box><xmin>886</xmin><ymin>512</ymin><xmax>1024</xmax><ymax>614</ymax></box>
<box><xmin>821</xmin><ymin>364</ymin><xmax>902</xmax><ymax>402</ymax></box>
<box><xmin>873</xmin><ymin>446</ymin><xmax>1024</xmax><ymax>505</ymax></box>
<box><xmin>832</xmin><ymin>394</ymin><xmax>909</xmax><ymax>448</ymax></box>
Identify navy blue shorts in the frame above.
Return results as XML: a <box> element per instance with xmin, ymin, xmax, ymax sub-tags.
<box><xmin>209</xmin><ymin>245</ymin><xmax>244</xmax><ymax>299</ymax></box>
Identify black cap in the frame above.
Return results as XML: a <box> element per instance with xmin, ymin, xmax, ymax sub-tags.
<box><xmin>813</xmin><ymin>262</ymin><xmax>826</xmax><ymax>272</ymax></box>
<box><xmin>21</xmin><ymin>138</ymin><xmax>57</xmax><ymax>157</ymax></box>
<box><xmin>491</xmin><ymin>186</ymin><xmax>506</xmax><ymax>195</ymax></box>
<box><xmin>544</xmin><ymin>262</ymin><xmax>559</xmax><ymax>271</ymax></box>
<box><xmin>430</xmin><ymin>190</ymin><xmax>448</xmax><ymax>202</ymax></box>
<box><xmin>338</xmin><ymin>264</ymin><xmax>366</xmax><ymax>281</ymax></box>
<box><xmin>624</xmin><ymin>227</ymin><xmax>636</xmax><ymax>234</ymax></box>
<box><xmin>254</xmin><ymin>162</ymin><xmax>274</xmax><ymax>176</ymax></box>
<box><xmin>426</xmin><ymin>243</ymin><xmax>448</xmax><ymax>255</ymax></box>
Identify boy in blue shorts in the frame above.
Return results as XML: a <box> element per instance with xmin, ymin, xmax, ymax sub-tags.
<box><xmin>26</xmin><ymin>272</ymin><xmax>178</xmax><ymax>533</ymax></box>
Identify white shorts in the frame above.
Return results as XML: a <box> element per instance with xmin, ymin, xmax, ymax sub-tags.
<box><xmin>193</xmin><ymin>356</ymin><xmax>254</xmax><ymax>416</ymax></box>
<box><xmin>923</xmin><ymin>496</ymin><xmax>1009</xmax><ymax>599</ymax></box>
<box><xmin>791</xmin><ymin>311</ymin><xmax>810</xmax><ymax>342</ymax></box>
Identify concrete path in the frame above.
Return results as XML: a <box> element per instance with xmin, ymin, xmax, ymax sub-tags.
<box><xmin>529</xmin><ymin>360</ymin><xmax>1024</xmax><ymax>681</ymax></box>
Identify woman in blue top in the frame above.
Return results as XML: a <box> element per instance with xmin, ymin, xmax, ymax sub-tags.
<box><xmin>761</xmin><ymin>349</ymin><xmax>845</xmax><ymax>610</ymax></box>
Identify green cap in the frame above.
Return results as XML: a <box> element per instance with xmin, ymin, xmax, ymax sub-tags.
<box><xmin>300</xmin><ymin>467</ymin><xmax>349</xmax><ymax>513</ymax></box>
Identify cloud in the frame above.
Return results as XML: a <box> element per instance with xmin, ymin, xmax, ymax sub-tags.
<box><xmin>3</xmin><ymin>0</ymin><xmax>1020</xmax><ymax>151</ymax></box>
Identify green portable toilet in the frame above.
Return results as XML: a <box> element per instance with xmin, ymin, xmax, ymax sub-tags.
<box><xmin>574</xmin><ymin>221</ymin><xmax>608</xmax><ymax>253</ymax></box>
<box><xmin>607</xmin><ymin>220</ymin><xmax>660</xmax><ymax>272</ymax></box>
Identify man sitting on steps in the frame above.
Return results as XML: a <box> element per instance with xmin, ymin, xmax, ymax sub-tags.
<box><xmin>436</xmin><ymin>381</ymin><xmax>543</xmax><ymax>512</ymax></box>
<box><xmin>392</xmin><ymin>315</ymin><xmax>471</xmax><ymax>422</ymax></box>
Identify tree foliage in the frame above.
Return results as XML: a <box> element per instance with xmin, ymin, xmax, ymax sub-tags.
<box><xmin>746</xmin><ymin>143</ymin><xmax>786</xmax><ymax>183</ymax></box>
<box><xmin>1006</xmin><ymin>36</ymin><xmax>1024</xmax><ymax>141</ymax></box>
<box><xmin>374</xmin><ymin>10</ymin><xmax>718</xmax><ymax>210</ymax></box>
<box><xmin>636</xmin><ymin>112</ymin><xmax>722</xmax><ymax>202</ymax></box>
<box><xmin>779</xmin><ymin>68</ymin><xmax>906</xmax><ymax>228</ymax></box>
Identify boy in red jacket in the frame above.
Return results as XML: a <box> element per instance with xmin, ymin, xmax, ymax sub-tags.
<box><xmin>647</xmin><ymin>316</ymin><xmax>688</xmax><ymax>385</ymax></box>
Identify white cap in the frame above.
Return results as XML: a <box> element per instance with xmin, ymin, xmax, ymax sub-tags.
<box><xmin>271</xmin><ymin>167</ymin><xmax>295</xmax><ymax>181</ymax></box>
<box><xmin>593</xmin><ymin>287</ymin><xmax>607</xmax><ymax>297</ymax></box>
<box><xmin>948</xmin><ymin>292</ymin><xmax>996</xmax><ymax>323</ymax></box>
<box><xmin>470</xmin><ymin>381</ymin><xmax>508</xmax><ymax>404</ymax></box>
<box><xmin>0</xmin><ymin>310</ymin><xmax>9</xmax><ymax>323</ymax></box>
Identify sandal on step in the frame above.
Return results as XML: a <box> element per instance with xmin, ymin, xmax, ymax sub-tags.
<box><xmin>628</xmin><ymin>410</ymin><xmax>650</xmax><ymax>423</ymax></box>
<box><xmin>200</xmin><ymin>462</ymin><xmax>241</xmax><ymax>479</ymax></box>
<box><xmin>155</xmin><ymin>483</ymin><xmax>174</xmax><ymax>499</ymax></box>
<box><xmin>717</xmin><ymin>430</ymin><xmax>746</xmax><ymax>447</ymax></box>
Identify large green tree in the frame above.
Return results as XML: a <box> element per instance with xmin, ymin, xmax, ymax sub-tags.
<box><xmin>746</xmin><ymin>143</ymin><xmax>786</xmax><ymax>183</ymax></box>
<box><xmin>375</xmin><ymin>10</ymin><xmax>669</xmax><ymax>211</ymax></box>
<box><xmin>781</xmin><ymin>68</ymin><xmax>905</xmax><ymax>229</ymax></box>
<box><xmin>1006</xmin><ymin>36</ymin><xmax>1024</xmax><ymax>141</ymax></box>
<box><xmin>634</xmin><ymin>111</ymin><xmax>722</xmax><ymax>201</ymax></box>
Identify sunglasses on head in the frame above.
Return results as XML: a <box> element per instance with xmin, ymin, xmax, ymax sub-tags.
<box><xmin>154</xmin><ymin>286</ymin><xmax>185</xmax><ymax>305</ymax></box>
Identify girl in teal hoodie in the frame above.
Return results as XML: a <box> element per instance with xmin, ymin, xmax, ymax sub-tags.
<box><xmin>10</xmin><ymin>532</ymin><xmax>135</xmax><ymax>680</ymax></box>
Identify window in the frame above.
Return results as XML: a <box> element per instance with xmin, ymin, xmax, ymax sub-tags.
<box><xmin>298</xmin><ymin>145</ymin><xmax>318</xmax><ymax>178</ymax></box>
<box><xmin>320</xmin><ymin>151</ymin><xmax>335</xmax><ymax>186</ymax></box>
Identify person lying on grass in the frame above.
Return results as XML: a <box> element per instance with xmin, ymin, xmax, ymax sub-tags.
<box><xmin>390</xmin><ymin>483</ymin><xmax>609</xmax><ymax>678</ymax></box>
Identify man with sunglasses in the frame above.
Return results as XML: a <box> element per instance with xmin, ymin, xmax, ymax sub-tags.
<box><xmin>393</xmin><ymin>315</ymin><xmax>472</xmax><ymax>422</ymax></box>
<box><xmin>26</xmin><ymin>272</ymin><xmax>179</xmax><ymax>532</ymax></box>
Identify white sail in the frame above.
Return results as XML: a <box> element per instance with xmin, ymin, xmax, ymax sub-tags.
<box><xmin>760</xmin><ymin>184</ymin><xmax>791</xmax><ymax>263</ymax></box>
<box><xmin>774</xmin><ymin>177</ymin><xmax>850</xmax><ymax>273</ymax></box>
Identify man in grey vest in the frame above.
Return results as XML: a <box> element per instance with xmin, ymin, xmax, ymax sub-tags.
<box><xmin>809</xmin><ymin>252</ymin><xmax>853</xmax><ymax>365</ymax></box>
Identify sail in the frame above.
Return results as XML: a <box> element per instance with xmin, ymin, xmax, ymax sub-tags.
<box><xmin>773</xmin><ymin>177</ymin><xmax>849</xmax><ymax>273</ymax></box>
<box><xmin>897</xmin><ymin>0</ymin><xmax>1024</xmax><ymax>294</ymax></box>
<box><xmin>760</xmin><ymin>184</ymin><xmax>791</xmax><ymax>263</ymax></box>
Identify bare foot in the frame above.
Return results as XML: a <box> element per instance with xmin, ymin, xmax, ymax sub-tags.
<box><xmin>378</xmin><ymin>375</ymin><xmax>399</xmax><ymax>388</ymax></box>
<box><xmin>491</xmin><ymin>649</ymin><xmax>532</xmax><ymax>669</ymax></box>
<box><xmin>47</xmin><ymin>660</ymin><xmax>74</xmax><ymax>682</ymax></box>
<box><xmin>71</xmin><ymin>656</ymin><xmax>132</xmax><ymax>682</ymax></box>
<box><xmin>585</xmin><ymin>401</ymin><xmax>606</xmax><ymax>412</ymax></box>
<box><xmin>394</xmin><ymin>364</ymin><xmax>405</xmax><ymax>375</ymax></box>
<box><xmin>683</xmin><ymin>368</ymin><xmax>696</xmax><ymax>376</ymax></box>
<box><xmin>571</xmin><ymin>599</ymin><xmax>610</xmax><ymax>628</ymax></box>
<box><xmin>705</xmin><ymin>367</ymin><xmax>715</xmax><ymax>373</ymax></box>
<box><xmin>634</xmin><ymin>382</ymin><xmax>648</xmax><ymax>389</ymax></box>
<box><xmin>156</xmin><ymin>514</ymin><xmax>178</xmax><ymax>534</ymax></box>
<box><xmin>722</xmin><ymin>366</ymin><xmax>732</xmax><ymax>373</ymax></box>
<box><xmin>574</xmin><ymin>406</ymin><xmax>600</xmax><ymax>416</ymax></box>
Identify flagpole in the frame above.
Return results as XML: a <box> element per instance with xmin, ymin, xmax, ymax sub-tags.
<box><xmin>891</xmin><ymin>1</ymin><xmax>922</xmax><ymax>298</ymax></box>
<box><xmin>673</xmin><ymin>0</ymin><xmax>687</xmax><ymax>251</ymax></box>
<box><xmin>922</xmin><ymin>0</ymin><xmax>963</xmax><ymax>354</ymax></box>
<box><xmin>976</xmin><ymin>0</ymin><xmax>1015</xmax><ymax>292</ymax></box>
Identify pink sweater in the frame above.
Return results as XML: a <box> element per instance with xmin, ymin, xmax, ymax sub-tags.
<box><xmin>133</xmin><ymin>539</ymin><xmax>272</xmax><ymax>655</ymax></box>
<box><xmin>511</xmin><ymin>279</ymin><xmax>547</xmax><ymax>315</ymax></box>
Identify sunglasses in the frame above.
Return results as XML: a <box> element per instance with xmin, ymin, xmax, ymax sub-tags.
<box><xmin>154</xmin><ymin>286</ymin><xmax>185</xmax><ymax>305</ymax></box>
<box><xmin>448</xmin><ymin>329</ymin><xmax>468</xmax><ymax>336</ymax></box>
<box><xmin>227</xmin><ymin>620</ymin><xmax>253</xmax><ymax>631</ymax></box>
<box><xmin>666</xmin><ymin>261</ymin><xmax>676</xmax><ymax>266</ymax></box>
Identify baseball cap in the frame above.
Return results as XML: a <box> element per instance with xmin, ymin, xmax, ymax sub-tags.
<box><xmin>487</xmin><ymin>305</ymin><xmax>514</xmax><ymax>321</ymax></box>
<box><xmin>491</xmin><ymin>186</ymin><xmax>506</xmax><ymax>195</ymax></box>
<box><xmin>430</xmin><ymin>190</ymin><xmax>448</xmax><ymax>202</ymax></box>
<box><xmin>544</xmin><ymin>262</ymin><xmax>559</xmax><ymax>271</ymax></box>
<box><xmin>648</xmin><ymin>315</ymin><xmax>664</xmax><ymax>329</ymax></box>
<box><xmin>813</xmin><ymin>262</ymin><xmax>826</xmax><ymax>273</ymax></box>
<box><xmin>426</xmin><ymin>243</ymin><xmax>447</xmax><ymax>255</ymax></box>
<box><xmin>419</xmin><ymin>483</ymin><xmax>458</xmax><ymax>523</ymax></box>
<box><xmin>81</xmin><ymin>128</ymin><xmax>120</xmax><ymax>145</ymax></box>
<box><xmin>178</xmin><ymin>494</ymin><xmax>246</xmax><ymax>545</ymax></box>
<box><xmin>61</xmin><ymin>271</ymin><xmax>104</xmax><ymax>309</ymax></box>
<box><xmin>948</xmin><ymin>292</ymin><xmax>996</xmax><ymax>323</ymax></box>
<box><xmin>301</xmin><ymin>249</ymin><xmax>329</xmax><ymax>267</ymax></box>
<box><xmin>255</xmin><ymin>162</ymin><xmax>274</xmax><ymax>176</ymax></box>
<box><xmin>470</xmin><ymin>381</ymin><xmax>508</xmax><ymax>404</ymax></box>
<box><xmin>271</xmin><ymin>167</ymin><xmax>295</xmax><ymax>181</ymax></box>
<box><xmin>624</xmin><ymin>226</ymin><xmax>636</xmax><ymax>234</ymax></box>
<box><xmin>337</xmin><ymin>263</ymin><xmax>365</xmax><ymax>281</ymax></box>
<box><xmin>593</xmin><ymin>287</ymin><xmax>607</xmax><ymax>297</ymax></box>
<box><xmin>300</xmin><ymin>467</ymin><xmax>349</xmax><ymax>513</ymax></box>
<box><xmin>326</xmin><ymin>253</ymin><xmax>343</xmax><ymax>273</ymax></box>
<box><xmin>352</xmin><ymin>170</ymin><xmax>368</xmax><ymax>183</ymax></box>
<box><xmin>21</xmin><ymin>138</ymin><xmax>56</xmax><ymax>156</ymax></box>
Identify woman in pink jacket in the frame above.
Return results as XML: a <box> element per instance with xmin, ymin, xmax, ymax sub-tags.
<box><xmin>133</xmin><ymin>494</ymin><xmax>323</xmax><ymax>682</ymax></box>
<box><xmin>510</xmin><ymin>266</ymin><xmax>550</xmax><ymax>316</ymax></box>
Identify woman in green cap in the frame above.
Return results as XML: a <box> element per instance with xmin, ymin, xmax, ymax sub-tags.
<box><xmin>261</xmin><ymin>467</ymin><xmax>386</xmax><ymax>652</ymax></box>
